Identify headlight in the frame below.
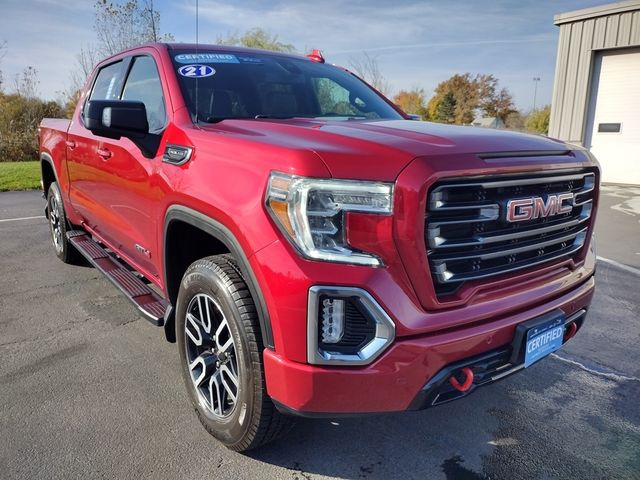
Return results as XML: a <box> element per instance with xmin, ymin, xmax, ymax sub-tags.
<box><xmin>266</xmin><ymin>172</ymin><xmax>393</xmax><ymax>266</ymax></box>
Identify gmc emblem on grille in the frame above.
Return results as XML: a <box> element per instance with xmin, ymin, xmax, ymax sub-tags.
<box><xmin>506</xmin><ymin>193</ymin><xmax>574</xmax><ymax>222</ymax></box>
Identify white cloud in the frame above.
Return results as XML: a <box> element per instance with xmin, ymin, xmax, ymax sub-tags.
<box><xmin>1</xmin><ymin>0</ymin><xmax>603</xmax><ymax>107</ymax></box>
<box><xmin>175</xmin><ymin>0</ymin><xmax>562</xmax><ymax>108</ymax></box>
<box><xmin>1</xmin><ymin>0</ymin><xmax>95</xmax><ymax>99</ymax></box>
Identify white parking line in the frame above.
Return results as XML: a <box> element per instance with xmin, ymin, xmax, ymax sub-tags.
<box><xmin>597</xmin><ymin>256</ymin><xmax>640</xmax><ymax>276</ymax></box>
<box><xmin>0</xmin><ymin>215</ymin><xmax>44</xmax><ymax>223</ymax></box>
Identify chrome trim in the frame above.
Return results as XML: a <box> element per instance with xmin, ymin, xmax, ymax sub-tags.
<box><xmin>307</xmin><ymin>286</ymin><xmax>395</xmax><ymax>366</ymax></box>
<box><xmin>432</xmin><ymin>227</ymin><xmax>587</xmax><ymax>263</ymax></box>
<box><xmin>430</xmin><ymin>201</ymin><xmax>500</xmax><ymax>212</ymax></box>
<box><xmin>432</xmin><ymin>231</ymin><xmax>587</xmax><ymax>283</ymax></box>
<box><xmin>574</xmin><ymin>174</ymin><xmax>596</xmax><ymax>205</ymax></box>
<box><xmin>565</xmin><ymin>308</ymin><xmax>587</xmax><ymax>324</ymax></box>
<box><xmin>162</xmin><ymin>144</ymin><xmax>193</xmax><ymax>166</ymax></box>
<box><xmin>428</xmin><ymin>204</ymin><xmax>592</xmax><ymax>249</ymax></box>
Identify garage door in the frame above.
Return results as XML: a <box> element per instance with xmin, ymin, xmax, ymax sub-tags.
<box><xmin>586</xmin><ymin>49</ymin><xmax>640</xmax><ymax>185</ymax></box>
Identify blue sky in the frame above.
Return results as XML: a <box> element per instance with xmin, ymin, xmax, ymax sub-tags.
<box><xmin>1</xmin><ymin>0</ymin><xmax>605</xmax><ymax>109</ymax></box>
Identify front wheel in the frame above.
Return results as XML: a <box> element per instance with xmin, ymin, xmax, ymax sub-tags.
<box><xmin>176</xmin><ymin>255</ymin><xmax>293</xmax><ymax>451</ymax></box>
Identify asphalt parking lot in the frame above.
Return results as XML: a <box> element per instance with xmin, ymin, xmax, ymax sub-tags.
<box><xmin>1</xmin><ymin>186</ymin><xmax>639</xmax><ymax>480</ymax></box>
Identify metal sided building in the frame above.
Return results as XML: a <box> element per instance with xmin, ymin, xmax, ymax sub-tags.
<box><xmin>550</xmin><ymin>1</ymin><xmax>640</xmax><ymax>185</ymax></box>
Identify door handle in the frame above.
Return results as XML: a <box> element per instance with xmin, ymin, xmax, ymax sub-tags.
<box><xmin>65</xmin><ymin>140</ymin><xmax>76</xmax><ymax>149</ymax></box>
<box><xmin>97</xmin><ymin>147</ymin><xmax>113</xmax><ymax>160</ymax></box>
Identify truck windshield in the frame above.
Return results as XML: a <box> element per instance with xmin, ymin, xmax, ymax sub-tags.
<box><xmin>169</xmin><ymin>50</ymin><xmax>403</xmax><ymax>123</ymax></box>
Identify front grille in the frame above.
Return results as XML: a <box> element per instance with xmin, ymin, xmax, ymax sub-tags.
<box><xmin>425</xmin><ymin>170</ymin><xmax>595</xmax><ymax>296</ymax></box>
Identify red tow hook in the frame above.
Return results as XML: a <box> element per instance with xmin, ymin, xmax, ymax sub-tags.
<box><xmin>564</xmin><ymin>322</ymin><xmax>578</xmax><ymax>342</ymax></box>
<box><xmin>449</xmin><ymin>367</ymin><xmax>474</xmax><ymax>392</ymax></box>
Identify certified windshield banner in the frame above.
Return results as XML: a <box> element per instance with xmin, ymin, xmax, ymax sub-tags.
<box><xmin>175</xmin><ymin>53</ymin><xmax>239</xmax><ymax>64</ymax></box>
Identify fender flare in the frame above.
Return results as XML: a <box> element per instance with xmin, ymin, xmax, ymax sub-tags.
<box><xmin>40</xmin><ymin>152</ymin><xmax>64</xmax><ymax>218</ymax></box>
<box><xmin>163</xmin><ymin>205</ymin><xmax>274</xmax><ymax>349</ymax></box>
<box><xmin>40</xmin><ymin>152</ymin><xmax>61</xmax><ymax>192</ymax></box>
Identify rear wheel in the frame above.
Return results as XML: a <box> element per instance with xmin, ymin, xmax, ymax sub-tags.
<box><xmin>47</xmin><ymin>182</ymin><xmax>82</xmax><ymax>264</ymax></box>
<box><xmin>176</xmin><ymin>254</ymin><xmax>293</xmax><ymax>451</ymax></box>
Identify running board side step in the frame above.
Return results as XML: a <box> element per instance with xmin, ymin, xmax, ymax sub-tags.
<box><xmin>67</xmin><ymin>231</ymin><xmax>166</xmax><ymax>326</ymax></box>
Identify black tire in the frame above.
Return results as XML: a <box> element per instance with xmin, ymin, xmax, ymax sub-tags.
<box><xmin>176</xmin><ymin>254</ymin><xmax>294</xmax><ymax>451</ymax></box>
<box><xmin>47</xmin><ymin>182</ymin><xmax>82</xmax><ymax>264</ymax></box>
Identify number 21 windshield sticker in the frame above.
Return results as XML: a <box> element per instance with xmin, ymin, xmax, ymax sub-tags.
<box><xmin>178</xmin><ymin>65</ymin><xmax>215</xmax><ymax>78</ymax></box>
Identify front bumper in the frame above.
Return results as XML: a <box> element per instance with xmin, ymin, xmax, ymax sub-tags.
<box><xmin>263</xmin><ymin>275</ymin><xmax>594</xmax><ymax>415</ymax></box>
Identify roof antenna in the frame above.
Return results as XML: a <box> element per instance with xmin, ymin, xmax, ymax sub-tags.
<box><xmin>195</xmin><ymin>0</ymin><xmax>199</xmax><ymax>123</ymax></box>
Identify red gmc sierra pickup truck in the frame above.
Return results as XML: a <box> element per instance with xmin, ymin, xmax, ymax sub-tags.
<box><xmin>39</xmin><ymin>43</ymin><xmax>599</xmax><ymax>451</ymax></box>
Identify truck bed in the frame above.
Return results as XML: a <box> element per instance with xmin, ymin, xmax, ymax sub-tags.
<box><xmin>39</xmin><ymin>118</ymin><xmax>71</xmax><ymax>165</ymax></box>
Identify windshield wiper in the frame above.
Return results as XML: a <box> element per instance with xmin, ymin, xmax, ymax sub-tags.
<box><xmin>254</xmin><ymin>114</ymin><xmax>294</xmax><ymax>120</ymax></box>
<box><xmin>203</xmin><ymin>115</ymin><xmax>313</xmax><ymax>123</ymax></box>
<box><xmin>204</xmin><ymin>117</ymin><xmax>229</xmax><ymax>124</ymax></box>
<box><xmin>254</xmin><ymin>114</ymin><xmax>316</xmax><ymax>120</ymax></box>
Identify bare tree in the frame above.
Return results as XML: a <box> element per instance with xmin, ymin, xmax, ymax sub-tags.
<box><xmin>140</xmin><ymin>0</ymin><xmax>160</xmax><ymax>42</ymax></box>
<box><xmin>62</xmin><ymin>1</ymin><xmax>175</xmax><ymax>117</ymax></box>
<box><xmin>348</xmin><ymin>52</ymin><xmax>391</xmax><ymax>96</ymax></box>
<box><xmin>0</xmin><ymin>40</ymin><xmax>7</xmax><ymax>92</ymax></box>
<box><xmin>13</xmin><ymin>66</ymin><xmax>39</xmax><ymax>99</ymax></box>
<box><xmin>93</xmin><ymin>0</ymin><xmax>174</xmax><ymax>56</ymax></box>
<box><xmin>69</xmin><ymin>44</ymin><xmax>101</xmax><ymax>92</ymax></box>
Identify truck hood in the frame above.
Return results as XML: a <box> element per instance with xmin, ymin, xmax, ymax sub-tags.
<box><xmin>201</xmin><ymin>119</ymin><xmax>571</xmax><ymax>180</ymax></box>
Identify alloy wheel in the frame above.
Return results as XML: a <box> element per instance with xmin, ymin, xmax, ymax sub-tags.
<box><xmin>49</xmin><ymin>194</ymin><xmax>63</xmax><ymax>251</ymax></box>
<box><xmin>184</xmin><ymin>293</ymin><xmax>240</xmax><ymax>418</ymax></box>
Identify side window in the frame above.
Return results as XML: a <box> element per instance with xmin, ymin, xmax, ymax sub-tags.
<box><xmin>312</xmin><ymin>77</ymin><xmax>379</xmax><ymax>118</ymax></box>
<box><xmin>312</xmin><ymin>78</ymin><xmax>359</xmax><ymax>116</ymax></box>
<box><xmin>122</xmin><ymin>56</ymin><xmax>167</xmax><ymax>133</ymax></box>
<box><xmin>89</xmin><ymin>61</ymin><xmax>124</xmax><ymax>101</ymax></box>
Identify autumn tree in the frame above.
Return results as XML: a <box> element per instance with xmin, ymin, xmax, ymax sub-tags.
<box><xmin>216</xmin><ymin>28</ymin><xmax>295</xmax><ymax>53</ymax></box>
<box><xmin>0</xmin><ymin>93</ymin><xmax>64</xmax><ymax>161</ymax></box>
<box><xmin>434</xmin><ymin>92</ymin><xmax>456</xmax><ymax>123</ymax></box>
<box><xmin>426</xmin><ymin>73</ymin><xmax>515</xmax><ymax>125</ymax></box>
<box><xmin>393</xmin><ymin>88</ymin><xmax>427</xmax><ymax>119</ymax></box>
<box><xmin>427</xmin><ymin>73</ymin><xmax>478</xmax><ymax>124</ymax></box>
<box><xmin>505</xmin><ymin>110</ymin><xmax>526</xmax><ymax>131</ymax></box>
<box><xmin>483</xmin><ymin>87</ymin><xmax>516</xmax><ymax>122</ymax></box>
<box><xmin>64</xmin><ymin>89</ymin><xmax>82</xmax><ymax>119</ymax></box>
<box><xmin>525</xmin><ymin>105</ymin><xmax>551</xmax><ymax>135</ymax></box>
<box><xmin>348</xmin><ymin>52</ymin><xmax>391</xmax><ymax>96</ymax></box>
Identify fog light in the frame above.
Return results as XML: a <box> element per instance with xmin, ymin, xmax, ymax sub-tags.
<box><xmin>321</xmin><ymin>298</ymin><xmax>345</xmax><ymax>343</ymax></box>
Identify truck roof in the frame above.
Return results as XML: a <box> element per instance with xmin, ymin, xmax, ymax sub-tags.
<box><xmin>99</xmin><ymin>42</ymin><xmax>311</xmax><ymax>64</ymax></box>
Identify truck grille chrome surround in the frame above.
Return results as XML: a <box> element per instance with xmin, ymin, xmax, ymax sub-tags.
<box><xmin>307</xmin><ymin>286</ymin><xmax>395</xmax><ymax>366</ymax></box>
<box><xmin>425</xmin><ymin>170</ymin><xmax>596</xmax><ymax>296</ymax></box>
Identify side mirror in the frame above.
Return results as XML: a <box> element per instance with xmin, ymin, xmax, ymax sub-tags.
<box><xmin>84</xmin><ymin>100</ymin><xmax>148</xmax><ymax>139</ymax></box>
<box><xmin>83</xmin><ymin>100</ymin><xmax>160</xmax><ymax>158</ymax></box>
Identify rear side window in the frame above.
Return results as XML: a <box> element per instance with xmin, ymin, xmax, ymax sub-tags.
<box><xmin>122</xmin><ymin>56</ymin><xmax>167</xmax><ymax>133</ymax></box>
<box><xmin>89</xmin><ymin>61</ymin><xmax>124</xmax><ymax>101</ymax></box>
